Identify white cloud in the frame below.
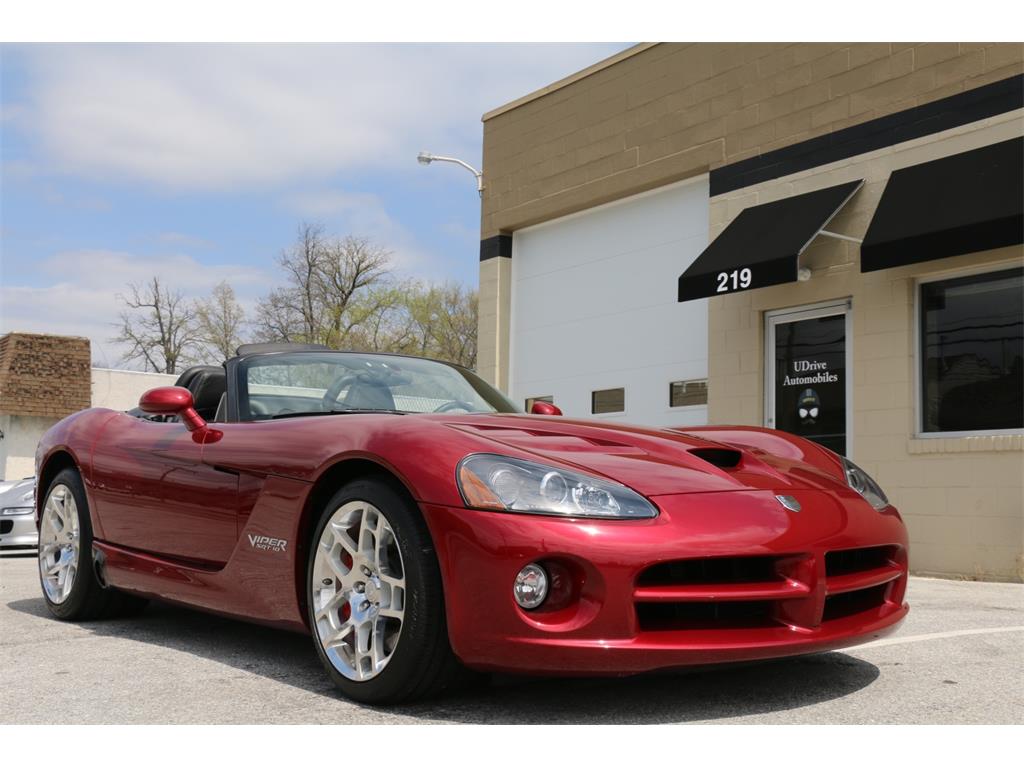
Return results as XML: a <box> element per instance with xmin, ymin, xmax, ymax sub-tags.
<box><xmin>40</xmin><ymin>249</ymin><xmax>273</xmax><ymax>293</ymax></box>
<box><xmin>281</xmin><ymin>189</ymin><xmax>439</xmax><ymax>276</ymax></box>
<box><xmin>10</xmin><ymin>43</ymin><xmax>627</xmax><ymax>190</ymax></box>
<box><xmin>0</xmin><ymin>249</ymin><xmax>274</xmax><ymax>368</ymax></box>
<box><xmin>284</xmin><ymin>190</ymin><xmax>394</xmax><ymax>227</ymax></box>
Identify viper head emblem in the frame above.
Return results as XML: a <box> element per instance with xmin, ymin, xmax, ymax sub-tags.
<box><xmin>776</xmin><ymin>494</ymin><xmax>801</xmax><ymax>512</ymax></box>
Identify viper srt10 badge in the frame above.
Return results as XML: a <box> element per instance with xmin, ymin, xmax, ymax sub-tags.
<box><xmin>248</xmin><ymin>534</ymin><xmax>287</xmax><ymax>553</ymax></box>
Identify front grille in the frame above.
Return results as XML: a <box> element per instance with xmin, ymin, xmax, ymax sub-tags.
<box><xmin>637</xmin><ymin>600</ymin><xmax>775</xmax><ymax>631</ymax></box>
<box><xmin>638</xmin><ymin>555</ymin><xmax>783</xmax><ymax>587</ymax></box>
<box><xmin>634</xmin><ymin>555</ymin><xmax>805</xmax><ymax>632</ymax></box>
<box><xmin>634</xmin><ymin>547</ymin><xmax>904</xmax><ymax>633</ymax></box>
<box><xmin>823</xmin><ymin>584</ymin><xmax>889</xmax><ymax>622</ymax></box>
<box><xmin>825</xmin><ymin>545</ymin><xmax>895</xmax><ymax>576</ymax></box>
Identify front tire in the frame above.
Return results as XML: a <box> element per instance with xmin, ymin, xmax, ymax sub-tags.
<box><xmin>38</xmin><ymin>467</ymin><xmax>148</xmax><ymax>621</ymax></box>
<box><xmin>307</xmin><ymin>477</ymin><xmax>464</xmax><ymax>704</ymax></box>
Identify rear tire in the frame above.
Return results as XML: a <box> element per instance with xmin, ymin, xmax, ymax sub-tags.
<box><xmin>307</xmin><ymin>477</ymin><xmax>466</xmax><ymax>704</ymax></box>
<box><xmin>38</xmin><ymin>467</ymin><xmax>148</xmax><ymax>621</ymax></box>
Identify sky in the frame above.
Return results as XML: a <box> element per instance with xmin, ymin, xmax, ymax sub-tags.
<box><xmin>0</xmin><ymin>43</ymin><xmax>629</xmax><ymax>367</ymax></box>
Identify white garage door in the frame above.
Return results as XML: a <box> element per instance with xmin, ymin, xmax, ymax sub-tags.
<box><xmin>510</xmin><ymin>176</ymin><xmax>709</xmax><ymax>428</ymax></box>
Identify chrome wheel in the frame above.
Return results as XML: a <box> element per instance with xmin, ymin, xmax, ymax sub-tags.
<box><xmin>38</xmin><ymin>484</ymin><xmax>81</xmax><ymax>604</ymax></box>
<box><xmin>312</xmin><ymin>500</ymin><xmax>407</xmax><ymax>682</ymax></box>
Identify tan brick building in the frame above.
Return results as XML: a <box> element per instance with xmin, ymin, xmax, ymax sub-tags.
<box><xmin>0</xmin><ymin>333</ymin><xmax>92</xmax><ymax>481</ymax></box>
<box><xmin>0</xmin><ymin>332</ymin><xmax>176</xmax><ymax>480</ymax></box>
<box><xmin>477</xmin><ymin>43</ymin><xmax>1024</xmax><ymax>581</ymax></box>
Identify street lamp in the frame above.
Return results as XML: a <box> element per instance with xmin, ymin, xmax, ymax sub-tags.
<box><xmin>417</xmin><ymin>151</ymin><xmax>483</xmax><ymax>197</ymax></box>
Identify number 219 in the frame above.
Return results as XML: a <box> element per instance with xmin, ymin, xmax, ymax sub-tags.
<box><xmin>716</xmin><ymin>268</ymin><xmax>752</xmax><ymax>293</ymax></box>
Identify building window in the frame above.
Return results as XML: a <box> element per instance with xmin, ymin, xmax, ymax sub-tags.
<box><xmin>591</xmin><ymin>387</ymin><xmax>625</xmax><ymax>414</ymax></box>
<box><xmin>920</xmin><ymin>267</ymin><xmax>1023</xmax><ymax>434</ymax></box>
<box><xmin>670</xmin><ymin>379</ymin><xmax>708</xmax><ymax>407</ymax></box>
<box><xmin>525</xmin><ymin>395</ymin><xmax>553</xmax><ymax>411</ymax></box>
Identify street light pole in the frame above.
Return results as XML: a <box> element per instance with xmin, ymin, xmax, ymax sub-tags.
<box><xmin>417</xmin><ymin>152</ymin><xmax>483</xmax><ymax>197</ymax></box>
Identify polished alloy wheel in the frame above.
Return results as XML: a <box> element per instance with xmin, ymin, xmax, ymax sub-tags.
<box><xmin>312</xmin><ymin>500</ymin><xmax>407</xmax><ymax>681</ymax></box>
<box><xmin>39</xmin><ymin>484</ymin><xmax>81</xmax><ymax>604</ymax></box>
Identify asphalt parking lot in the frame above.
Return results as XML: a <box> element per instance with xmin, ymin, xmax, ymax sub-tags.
<box><xmin>1</xmin><ymin>552</ymin><xmax>1021</xmax><ymax>724</ymax></box>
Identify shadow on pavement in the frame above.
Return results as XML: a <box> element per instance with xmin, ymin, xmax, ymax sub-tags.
<box><xmin>7</xmin><ymin>595</ymin><xmax>879</xmax><ymax>724</ymax></box>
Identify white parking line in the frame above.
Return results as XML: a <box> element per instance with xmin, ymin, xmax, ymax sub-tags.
<box><xmin>854</xmin><ymin>625</ymin><xmax>1024</xmax><ymax>650</ymax></box>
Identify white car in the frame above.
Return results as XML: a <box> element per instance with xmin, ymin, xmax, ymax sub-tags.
<box><xmin>0</xmin><ymin>477</ymin><xmax>37</xmax><ymax>552</ymax></box>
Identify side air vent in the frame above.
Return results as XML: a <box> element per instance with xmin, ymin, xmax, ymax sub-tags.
<box><xmin>688</xmin><ymin>447</ymin><xmax>742</xmax><ymax>468</ymax></box>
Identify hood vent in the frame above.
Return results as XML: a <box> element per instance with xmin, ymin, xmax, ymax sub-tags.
<box><xmin>688</xmin><ymin>447</ymin><xmax>742</xmax><ymax>469</ymax></box>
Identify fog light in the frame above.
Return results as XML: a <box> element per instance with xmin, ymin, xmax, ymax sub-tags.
<box><xmin>513</xmin><ymin>563</ymin><xmax>548</xmax><ymax>610</ymax></box>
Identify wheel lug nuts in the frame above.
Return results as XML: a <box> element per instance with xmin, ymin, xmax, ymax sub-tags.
<box><xmin>360</xmin><ymin>601</ymin><xmax>370</xmax><ymax>611</ymax></box>
<box><xmin>355</xmin><ymin>583</ymin><xmax>365</xmax><ymax>593</ymax></box>
<box><xmin>322</xmin><ymin>578</ymin><xmax>332</xmax><ymax>586</ymax></box>
<box><xmin>360</xmin><ymin>565</ymin><xmax>372</xmax><ymax>576</ymax></box>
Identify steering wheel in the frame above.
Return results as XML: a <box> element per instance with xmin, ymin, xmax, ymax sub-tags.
<box><xmin>321</xmin><ymin>374</ymin><xmax>354</xmax><ymax>411</ymax></box>
<box><xmin>433</xmin><ymin>400</ymin><xmax>476</xmax><ymax>413</ymax></box>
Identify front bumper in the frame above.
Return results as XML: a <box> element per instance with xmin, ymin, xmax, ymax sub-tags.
<box><xmin>0</xmin><ymin>512</ymin><xmax>39</xmax><ymax>550</ymax></box>
<box><xmin>422</xmin><ymin>488</ymin><xmax>908</xmax><ymax>675</ymax></box>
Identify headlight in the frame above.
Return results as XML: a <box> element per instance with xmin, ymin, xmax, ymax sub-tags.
<box><xmin>841</xmin><ymin>457</ymin><xmax>889</xmax><ymax>511</ymax></box>
<box><xmin>457</xmin><ymin>454</ymin><xmax>658</xmax><ymax>519</ymax></box>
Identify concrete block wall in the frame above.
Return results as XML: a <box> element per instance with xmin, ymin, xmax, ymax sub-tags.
<box><xmin>91</xmin><ymin>368</ymin><xmax>177</xmax><ymax>411</ymax></box>
<box><xmin>481</xmin><ymin>42</ymin><xmax>1023</xmax><ymax>239</ymax></box>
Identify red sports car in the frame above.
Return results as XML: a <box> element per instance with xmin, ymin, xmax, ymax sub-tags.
<box><xmin>34</xmin><ymin>344</ymin><xmax>908</xmax><ymax>703</ymax></box>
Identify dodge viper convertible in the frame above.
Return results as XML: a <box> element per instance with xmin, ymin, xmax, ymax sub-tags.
<box><xmin>34</xmin><ymin>343</ymin><xmax>908</xmax><ymax>703</ymax></box>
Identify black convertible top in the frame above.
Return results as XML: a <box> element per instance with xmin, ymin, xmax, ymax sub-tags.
<box><xmin>234</xmin><ymin>342</ymin><xmax>330</xmax><ymax>357</ymax></box>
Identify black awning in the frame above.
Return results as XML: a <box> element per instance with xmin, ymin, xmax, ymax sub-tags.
<box><xmin>861</xmin><ymin>136</ymin><xmax>1023</xmax><ymax>272</ymax></box>
<box><xmin>678</xmin><ymin>180</ymin><xmax>863</xmax><ymax>302</ymax></box>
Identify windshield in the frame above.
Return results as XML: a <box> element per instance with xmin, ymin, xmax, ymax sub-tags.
<box><xmin>238</xmin><ymin>352</ymin><xmax>519</xmax><ymax>420</ymax></box>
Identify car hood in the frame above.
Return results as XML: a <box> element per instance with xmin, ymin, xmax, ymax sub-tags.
<box><xmin>443</xmin><ymin>415</ymin><xmax>846</xmax><ymax>497</ymax></box>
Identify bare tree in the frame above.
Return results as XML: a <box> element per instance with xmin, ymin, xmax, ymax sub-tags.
<box><xmin>279</xmin><ymin>221</ymin><xmax>327</xmax><ymax>343</ymax></box>
<box><xmin>112</xmin><ymin>277</ymin><xmax>202</xmax><ymax>374</ymax></box>
<box><xmin>254</xmin><ymin>287</ymin><xmax>304</xmax><ymax>344</ymax></box>
<box><xmin>320</xmin><ymin>236</ymin><xmax>391</xmax><ymax>346</ymax></box>
<box><xmin>250</xmin><ymin>222</ymin><xmax>479</xmax><ymax>367</ymax></box>
<box><xmin>195</xmin><ymin>280</ymin><xmax>246</xmax><ymax>362</ymax></box>
<box><xmin>253</xmin><ymin>223</ymin><xmax>392</xmax><ymax>348</ymax></box>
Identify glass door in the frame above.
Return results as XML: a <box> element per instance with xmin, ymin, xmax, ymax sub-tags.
<box><xmin>765</xmin><ymin>301</ymin><xmax>852</xmax><ymax>456</ymax></box>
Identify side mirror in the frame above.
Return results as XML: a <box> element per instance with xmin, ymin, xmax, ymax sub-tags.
<box><xmin>530</xmin><ymin>401</ymin><xmax>563</xmax><ymax>416</ymax></box>
<box><xmin>139</xmin><ymin>386</ymin><xmax>210</xmax><ymax>435</ymax></box>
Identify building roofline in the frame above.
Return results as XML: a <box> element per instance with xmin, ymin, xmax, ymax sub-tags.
<box><xmin>482</xmin><ymin>43</ymin><xmax>659</xmax><ymax>122</ymax></box>
<box><xmin>1</xmin><ymin>331</ymin><xmax>90</xmax><ymax>342</ymax></box>
<box><xmin>90</xmin><ymin>367</ymin><xmax>178</xmax><ymax>376</ymax></box>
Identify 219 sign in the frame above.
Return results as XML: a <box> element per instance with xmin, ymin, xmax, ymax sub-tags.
<box><xmin>716</xmin><ymin>267</ymin><xmax>752</xmax><ymax>293</ymax></box>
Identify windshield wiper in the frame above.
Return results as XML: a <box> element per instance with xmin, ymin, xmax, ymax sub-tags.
<box><xmin>331</xmin><ymin>408</ymin><xmax>408</xmax><ymax>415</ymax></box>
<box><xmin>270</xmin><ymin>408</ymin><xmax>408</xmax><ymax>420</ymax></box>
